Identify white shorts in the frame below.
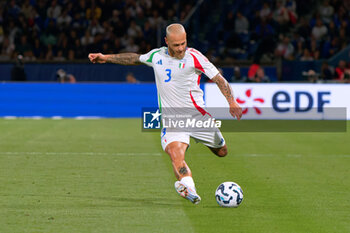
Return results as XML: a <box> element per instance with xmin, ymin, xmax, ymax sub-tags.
<box><xmin>160</xmin><ymin>128</ymin><xmax>226</xmax><ymax>151</ymax></box>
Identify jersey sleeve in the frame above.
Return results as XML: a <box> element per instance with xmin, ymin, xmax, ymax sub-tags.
<box><xmin>189</xmin><ymin>48</ymin><xmax>219</xmax><ymax>79</ymax></box>
<box><xmin>139</xmin><ymin>48</ymin><xmax>161</xmax><ymax>67</ymax></box>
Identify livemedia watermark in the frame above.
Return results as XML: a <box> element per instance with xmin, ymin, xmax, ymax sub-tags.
<box><xmin>141</xmin><ymin>107</ymin><xmax>347</xmax><ymax>132</ymax></box>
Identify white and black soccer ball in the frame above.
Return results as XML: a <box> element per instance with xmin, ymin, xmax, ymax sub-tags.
<box><xmin>215</xmin><ymin>181</ymin><xmax>243</xmax><ymax>207</ymax></box>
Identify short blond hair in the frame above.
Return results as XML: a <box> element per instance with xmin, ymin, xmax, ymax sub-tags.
<box><xmin>166</xmin><ymin>23</ymin><xmax>186</xmax><ymax>37</ymax></box>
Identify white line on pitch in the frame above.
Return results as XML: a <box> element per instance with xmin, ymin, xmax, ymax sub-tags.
<box><xmin>0</xmin><ymin>152</ymin><xmax>162</xmax><ymax>156</ymax></box>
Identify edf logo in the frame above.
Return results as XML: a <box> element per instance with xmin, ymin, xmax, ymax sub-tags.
<box><xmin>272</xmin><ymin>91</ymin><xmax>330</xmax><ymax>113</ymax></box>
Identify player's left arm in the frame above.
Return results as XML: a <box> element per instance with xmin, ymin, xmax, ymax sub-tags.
<box><xmin>211</xmin><ymin>73</ymin><xmax>242</xmax><ymax>120</ymax></box>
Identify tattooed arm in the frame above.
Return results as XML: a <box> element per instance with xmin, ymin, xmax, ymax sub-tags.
<box><xmin>211</xmin><ymin>73</ymin><xmax>242</xmax><ymax>120</ymax></box>
<box><xmin>88</xmin><ymin>53</ymin><xmax>142</xmax><ymax>65</ymax></box>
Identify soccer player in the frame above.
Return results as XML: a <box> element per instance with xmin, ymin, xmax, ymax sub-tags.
<box><xmin>88</xmin><ymin>23</ymin><xmax>242</xmax><ymax>204</ymax></box>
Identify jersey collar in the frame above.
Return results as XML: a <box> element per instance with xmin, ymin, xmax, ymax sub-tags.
<box><xmin>165</xmin><ymin>47</ymin><xmax>188</xmax><ymax>58</ymax></box>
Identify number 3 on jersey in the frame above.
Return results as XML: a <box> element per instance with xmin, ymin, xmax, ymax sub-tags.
<box><xmin>165</xmin><ymin>69</ymin><xmax>171</xmax><ymax>82</ymax></box>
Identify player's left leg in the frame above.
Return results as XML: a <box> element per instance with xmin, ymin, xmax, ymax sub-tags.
<box><xmin>208</xmin><ymin>144</ymin><xmax>228</xmax><ymax>157</ymax></box>
<box><xmin>191</xmin><ymin>129</ymin><xmax>227</xmax><ymax>157</ymax></box>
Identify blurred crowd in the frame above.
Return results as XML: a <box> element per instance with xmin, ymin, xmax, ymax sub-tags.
<box><xmin>0</xmin><ymin>0</ymin><xmax>194</xmax><ymax>61</ymax></box>
<box><xmin>0</xmin><ymin>0</ymin><xmax>349</xmax><ymax>82</ymax></box>
<box><xmin>303</xmin><ymin>59</ymin><xmax>350</xmax><ymax>83</ymax></box>
<box><xmin>205</xmin><ymin>0</ymin><xmax>350</xmax><ymax>63</ymax></box>
<box><xmin>274</xmin><ymin>0</ymin><xmax>349</xmax><ymax>61</ymax></box>
<box><xmin>200</xmin><ymin>0</ymin><xmax>349</xmax><ymax>82</ymax></box>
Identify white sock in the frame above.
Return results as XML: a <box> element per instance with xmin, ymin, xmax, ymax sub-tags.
<box><xmin>180</xmin><ymin>176</ymin><xmax>196</xmax><ymax>190</ymax></box>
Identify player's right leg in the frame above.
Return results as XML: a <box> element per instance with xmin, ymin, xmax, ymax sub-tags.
<box><xmin>161</xmin><ymin>130</ymin><xmax>201</xmax><ymax>204</ymax></box>
<box><xmin>165</xmin><ymin>141</ymin><xmax>201</xmax><ymax>204</ymax></box>
<box><xmin>165</xmin><ymin>141</ymin><xmax>191</xmax><ymax>180</ymax></box>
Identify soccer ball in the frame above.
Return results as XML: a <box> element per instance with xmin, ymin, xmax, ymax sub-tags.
<box><xmin>215</xmin><ymin>181</ymin><xmax>243</xmax><ymax>207</ymax></box>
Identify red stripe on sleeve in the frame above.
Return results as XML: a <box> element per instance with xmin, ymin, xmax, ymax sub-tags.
<box><xmin>190</xmin><ymin>53</ymin><xmax>205</xmax><ymax>73</ymax></box>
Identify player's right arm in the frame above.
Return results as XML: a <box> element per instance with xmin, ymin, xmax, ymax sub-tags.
<box><xmin>88</xmin><ymin>53</ymin><xmax>142</xmax><ymax>65</ymax></box>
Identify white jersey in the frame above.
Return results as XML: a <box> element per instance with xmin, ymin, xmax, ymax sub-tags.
<box><xmin>139</xmin><ymin>47</ymin><xmax>219</xmax><ymax>114</ymax></box>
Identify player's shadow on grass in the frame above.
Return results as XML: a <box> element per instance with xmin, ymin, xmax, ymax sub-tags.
<box><xmin>1</xmin><ymin>193</ymin><xmax>203</xmax><ymax>207</ymax></box>
<box><xmin>93</xmin><ymin>195</ymin><xmax>182</xmax><ymax>207</ymax></box>
<box><xmin>9</xmin><ymin>193</ymin><xmax>182</xmax><ymax>207</ymax></box>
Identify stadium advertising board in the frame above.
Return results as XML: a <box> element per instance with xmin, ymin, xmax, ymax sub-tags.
<box><xmin>205</xmin><ymin>83</ymin><xmax>349</xmax><ymax>120</ymax></box>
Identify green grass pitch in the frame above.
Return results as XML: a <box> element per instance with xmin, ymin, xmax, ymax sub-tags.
<box><xmin>0</xmin><ymin>119</ymin><xmax>349</xmax><ymax>233</ymax></box>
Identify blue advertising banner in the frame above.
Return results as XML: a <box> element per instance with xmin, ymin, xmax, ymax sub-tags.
<box><xmin>0</xmin><ymin>83</ymin><xmax>158</xmax><ymax>118</ymax></box>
